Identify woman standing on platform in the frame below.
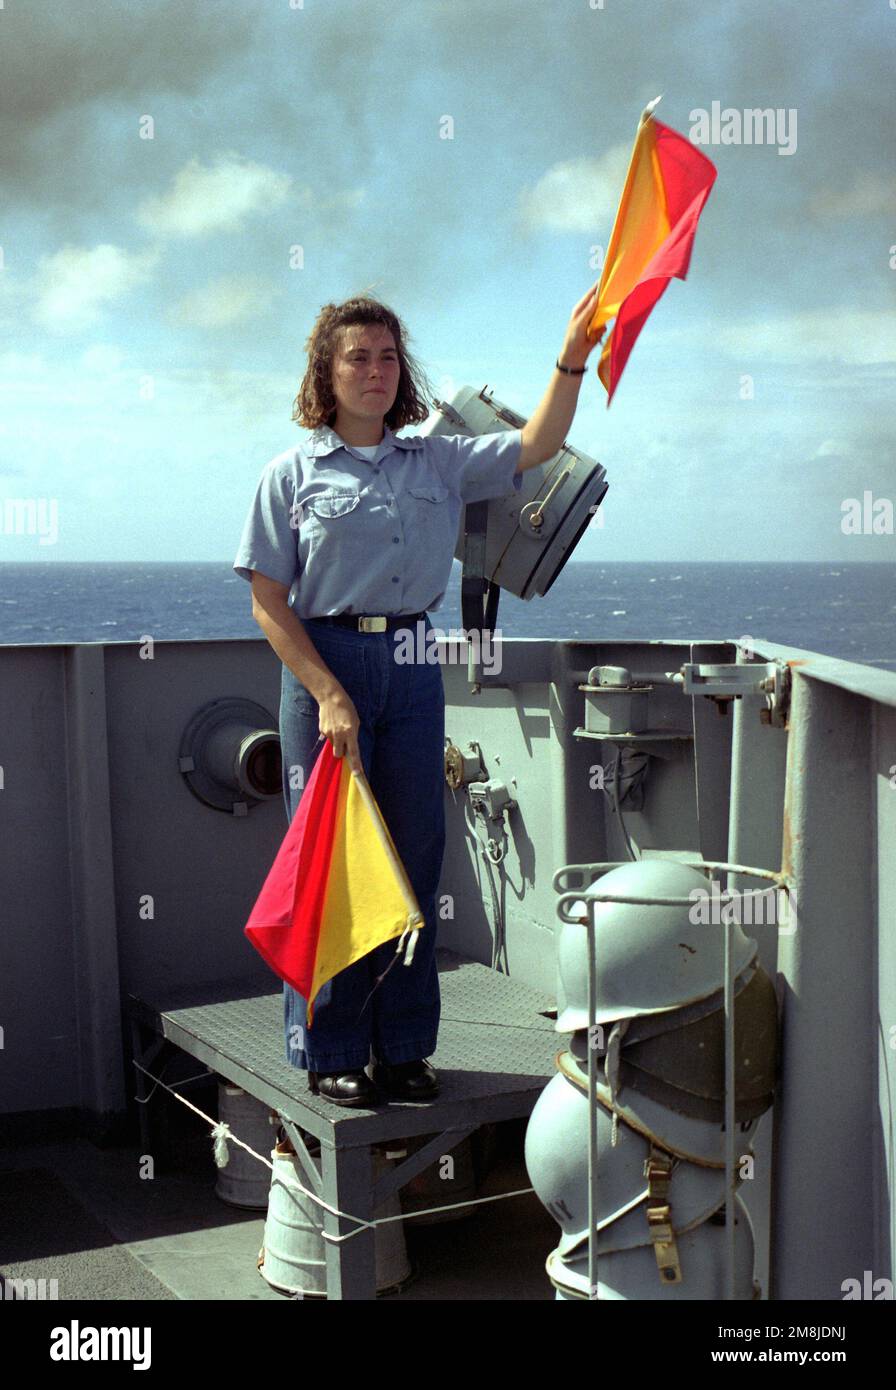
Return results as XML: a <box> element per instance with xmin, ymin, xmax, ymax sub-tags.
<box><xmin>233</xmin><ymin>289</ymin><xmax>602</xmax><ymax>1106</ymax></box>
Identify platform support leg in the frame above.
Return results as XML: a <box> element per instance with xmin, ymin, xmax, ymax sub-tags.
<box><xmin>127</xmin><ymin>1019</ymin><xmax>172</xmax><ymax>1173</ymax></box>
<box><xmin>320</xmin><ymin>1142</ymin><xmax>375</xmax><ymax>1300</ymax></box>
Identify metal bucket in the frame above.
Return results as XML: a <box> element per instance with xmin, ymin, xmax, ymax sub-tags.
<box><xmin>258</xmin><ymin>1141</ymin><xmax>412</xmax><ymax>1298</ymax></box>
<box><xmin>214</xmin><ymin>1083</ymin><xmax>278</xmax><ymax>1209</ymax></box>
<box><xmin>395</xmin><ymin>1132</ymin><xmax>478</xmax><ymax>1225</ymax></box>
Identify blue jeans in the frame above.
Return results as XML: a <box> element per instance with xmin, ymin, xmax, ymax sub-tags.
<box><xmin>279</xmin><ymin>615</ymin><xmax>445</xmax><ymax>1072</ymax></box>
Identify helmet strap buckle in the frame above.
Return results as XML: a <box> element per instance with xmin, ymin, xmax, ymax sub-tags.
<box><xmin>645</xmin><ymin>1144</ymin><xmax>683</xmax><ymax>1284</ymax></box>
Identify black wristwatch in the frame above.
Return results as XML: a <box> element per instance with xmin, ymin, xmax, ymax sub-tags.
<box><xmin>556</xmin><ymin>359</ymin><xmax>587</xmax><ymax>375</ymax></box>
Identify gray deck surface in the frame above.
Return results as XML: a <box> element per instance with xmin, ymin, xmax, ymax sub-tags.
<box><xmin>0</xmin><ymin>1131</ymin><xmax>558</xmax><ymax>1300</ymax></box>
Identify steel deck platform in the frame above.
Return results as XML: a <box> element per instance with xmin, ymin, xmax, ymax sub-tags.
<box><xmin>126</xmin><ymin>948</ymin><xmax>559</xmax><ymax>1299</ymax></box>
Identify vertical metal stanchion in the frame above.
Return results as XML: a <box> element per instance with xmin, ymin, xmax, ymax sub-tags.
<box><xmin>724</xmin><ymin>899</ymin><xmax>736</xmax><ymax>1301</ymax></box>
<box><xmin>587</xmin><ymin>894</ymin><xmax>598</xmax><ymax>1300</ymax></box>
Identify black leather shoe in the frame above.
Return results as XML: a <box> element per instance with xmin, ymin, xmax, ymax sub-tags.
<box><xmin>370</xmin><ymin>1058</ymin><xmax>439</xmax><ymax>1100</ymax></box>
<box><xmin>308</xmin><ymin>1068</ymin><xmax>380</xmax><ymax>1107</ymax></box>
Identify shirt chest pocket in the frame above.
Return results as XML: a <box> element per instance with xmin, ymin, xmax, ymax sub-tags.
<box><xmin>301</xmin><ymin>487</ymin><xmax>365</xmax><ymax>568</ymax></box>
<box><xmin>405</xmin><ymin>483</ymin><xmax>451</xmax><ymax>549</ymax></box>
<box><xmin>306</xmin><ymin>488</ymin><xmax>362</xmax><ymax>521</ymax></box>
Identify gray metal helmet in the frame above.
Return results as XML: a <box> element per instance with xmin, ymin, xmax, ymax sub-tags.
<box><xmin>559</xmin><ymin>1048</ymin><xmax>761</xmax><ymax>1167</ymax></box>
<box><xmin>615</xmin><ymin>963</ymin><xmax>778</xmax><ymax>1122</ymax></box>
<box><xmin>568</xmin><ymin>961</ymin><xmax>778</xmax><ymax>1124</ymax></box>
<box><xmin>546</xmin><ymin>1196</ymin><xmax>757</xmax><ymax>1300</ymax></box>
<box><xmin>568</xmin><ymin>961</ymin><xmax>756</xmax><ymax>1058</ymax></box>
<box><xmin>556</xmin><ymin>859</ymin><xmax>757</xmax><ymax>1031</ymax></box>
<box><xmin>524</xmin><ymin>1070</ymin><xmax>741</xmax><ymax>1257</ymax></box>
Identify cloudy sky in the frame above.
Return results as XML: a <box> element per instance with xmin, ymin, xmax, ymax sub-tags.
<box><xmin>1</xmin><ymin>0</ymin><xmax>894</xmax><ymax>562</ymax></box>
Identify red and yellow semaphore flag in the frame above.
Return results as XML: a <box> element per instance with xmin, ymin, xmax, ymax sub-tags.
<box><xmin>244</xmin><ymin>739</ymin><xmax>423</xmax><ymax>1027</ymax></box>
<box><xmin>588</xmin><ymin>97</ymin><xmax>718</xmax><ymax>404</ymax></box>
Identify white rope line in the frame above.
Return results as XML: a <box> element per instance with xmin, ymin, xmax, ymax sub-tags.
<box><xmin>132</xmin><ymin>1060</ymin><xmax>535</xmax><ymax>1244</ymax></box>
<box><xmin>135</xmin><ymin>1065</ymin><xmax>214</xmax><ymax>1104</ymax></box>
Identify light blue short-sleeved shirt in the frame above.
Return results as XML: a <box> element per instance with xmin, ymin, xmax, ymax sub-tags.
<box><xmin>233</xmin><ymin>423</ymin><xmax>524</xmax><ymax>616</ymax></box>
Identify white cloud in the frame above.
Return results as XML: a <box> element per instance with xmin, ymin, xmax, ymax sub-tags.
<box><xmin>517</xmin><ymin>146</ymin><xmax>634</xmax><ymax>234</ymax></box>
<box><xmin>135</xmin><ymin>152</ymin><xmax>292</xmax><ymax>238</ymax></box>
<box><xmin>295</xmin><ymin>186</ymin><xmax>366</xmax><ymax>213</ymax></box>
<box><xmin>714</xmin><ymin>308</ymin><xmax>896</xmax><ymax>365</ymax></box>
<box><xmin>31</xmin><ymin>243</ymin><xmax>160</xmax><ymax>331</ymax></box>
<box><xmin>0</xmin><ymin>354</ymin><xmax>295</xmax><ymax>421</ymax></box>
<box><xmin>808</xmin><ymin>171</ymin><xmax>896</xmax><ymax>220</ymax></box>
<box><xmin>0</xmin><ymin>273</ymin><xmax>33</xmax><ymax>335</ymax></box>
<box><xmin>0</xmin><ymin>350</ymin><xmax>47</xmax><ymax>377</ymax></box>
<box><xmin>814</xmin><ymin>439</ymin><xmax>852</xmax><ymax>458</ymax></box>
<box><xmin>167</xmin><ymin>274</ymin><xmax>278</xmax><ymax>328</ymax></box>
<box><xmin>646</xmin><ymin>308</ymin><xmax>896</xmax><ymax>366</ymax></box>
<box><xmin>80</xmin><ymin>343</ymin><xmax>126</xmax><ymax>373</ymax></box>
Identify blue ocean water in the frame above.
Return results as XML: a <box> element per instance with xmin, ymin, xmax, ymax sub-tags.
<box><xmin>1</xmin><ymin>562</ymin><xmax>894</xmax><ymax>670</ymax></box>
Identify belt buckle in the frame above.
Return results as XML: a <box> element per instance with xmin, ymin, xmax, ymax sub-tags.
<box><xmin>358</xmin><ymin>615</ymin><xmax>387</xmax><ymax>633</ymax></box>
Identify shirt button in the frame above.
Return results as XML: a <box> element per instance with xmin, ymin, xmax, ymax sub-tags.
<box><xmin>392</xmin><ymin>536</ymin><xmax>399</xmax><ymax>543</ymax></box>
<box><xmin>392</xmin><ymin>576</ymin><xmax>399</xmax><ymax>583</ymax></box>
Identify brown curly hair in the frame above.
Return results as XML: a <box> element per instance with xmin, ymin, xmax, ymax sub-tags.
<box><xmin>291</xmin><ymin>293</ymin><xmax>435</xmax><ymax>432</ymax></box>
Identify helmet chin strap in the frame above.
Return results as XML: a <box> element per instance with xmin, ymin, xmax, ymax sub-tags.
<box><xmin>603</xmin><ymin>1017</ymin><xmax>631</xmax><ymax>1144</ymax></box>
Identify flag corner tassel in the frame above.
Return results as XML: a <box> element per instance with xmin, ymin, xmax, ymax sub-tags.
<box><xmin>398</xmin><ymin>913</ymin><xmax>424</xmax><ymax>967</ymax></box>
<box><xmin>355</xmin><ymin>914</ymin><xmax>426</xmax><ymax>1021</ymax></box>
